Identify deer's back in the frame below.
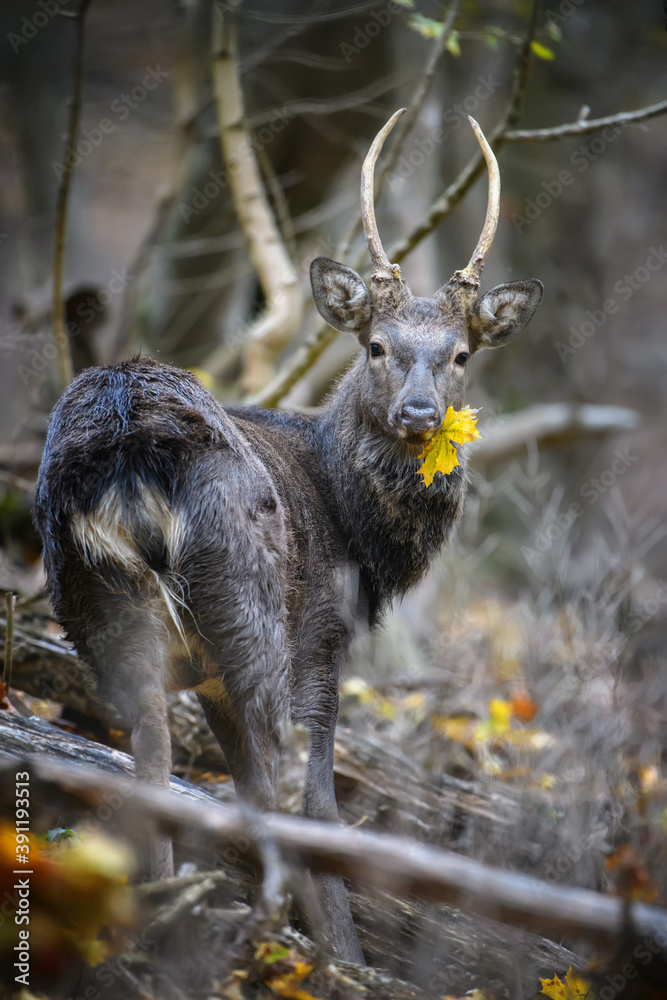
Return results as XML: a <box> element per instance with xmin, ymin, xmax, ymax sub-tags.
<box><xmin>35</xmin><ymin>358</ymin><xmax>350</xmax><ymax>655</ymax></box>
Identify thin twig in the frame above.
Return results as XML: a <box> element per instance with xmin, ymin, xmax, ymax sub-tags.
<box><xmin>237</xmin><ymin>0</ymin><xmax>388</xmax><ymax>25</ymax></box>
<box><xmin>244</xmin><ymin>73</ymin><xmax>408</xmax><ymax>129</ymax></box>
<box><xmin>381</xmin><ymin>1</ymin><xmax>462</xmax><ymax>191</ymax></box>
<box><xmin>2</xmin><ymin>592</ymin><xmax>15</xmax><ymax>684</ymax></box>
<box><xmin>336</xmin><ymin>0</ymin><xmax>462</xmax><ymax>263</ymax></box>
<box><xmin>52</xmin><ymin>0</ymin><xmax>92</xmax><ymax>390</ymax></box>
<box><xmin>256</xmin><ymin>146</ymin><xmax>297</xmax><ymax>261</ymax></box>
<box><xmin>388</xmin><ymin>0</ymin><xmax>539</xmax><ymax>265</ymax></box>
<box><xmin>503</xmin><ymin>97</ymin><xmax>667</xmax><ymax>142</ymax></box>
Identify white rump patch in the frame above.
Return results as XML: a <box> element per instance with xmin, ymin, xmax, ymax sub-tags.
<box><xmin>71</xmin><ymin>484</ymin><xmax>189</xmax><ymax>647</ymax></box>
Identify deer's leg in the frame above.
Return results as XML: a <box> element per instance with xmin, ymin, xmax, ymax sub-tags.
<box><xmin>293</xmin><ymin>625</ymin><xmax>365</xmax><ymax>965</ymax></box>
<box><xmin>197</xmin><ymin>688</ymin><xmax>284</xmax><ymax>812</ymax></box>
<box><xmin>302</xmin><ymin>707</ymin><xmax>365</xmax><ymax>965</ymax></box>
<box><xmin>129</xmin><ymin>666</ymin><xmax>174</xmax><ymax>879</ymax></box>
<box><xmin>70</xmin><ymin>583</ymin><xmax>175</xmax><ymax>880</ymax></box>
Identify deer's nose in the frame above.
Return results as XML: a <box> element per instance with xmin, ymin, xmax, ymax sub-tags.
<box><xmin>396</xmin><ymin>398</ymin><xmax>439</xmax><ymax>433</ymax></box>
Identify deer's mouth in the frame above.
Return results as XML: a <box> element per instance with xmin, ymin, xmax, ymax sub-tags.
<box><xmin>392</xmin><ymin>425</ymin><xmax>437</xmax><ymax>447</ymax></box>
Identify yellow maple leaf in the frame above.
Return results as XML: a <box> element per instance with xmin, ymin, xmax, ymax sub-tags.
<box><xmin>267</xmin><ymin>960</ymin><xmax>316</xmax><ymax>1000</ymax></box>
<box><xmin>540</xmin><ymin>966</ymin><xmax>591</xmax><ymax>999</ymax></box>
<box><xmin>417</xmin><ymin>405</ymin><xmax>481</xmax><ymax>486</ymax></box>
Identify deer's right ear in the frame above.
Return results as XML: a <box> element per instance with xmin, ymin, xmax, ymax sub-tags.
<box><xmin>310</xmin><ymin>258</ymin><xmax>372</xmax><ymax>337</ymax></box>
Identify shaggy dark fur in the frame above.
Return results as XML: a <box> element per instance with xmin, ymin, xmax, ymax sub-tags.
<box><xmin>34</xmin><ymin>256</ymin><xmax>542</xmax><ymax>963</ymax></box>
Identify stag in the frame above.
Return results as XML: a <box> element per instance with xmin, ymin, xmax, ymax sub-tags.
<box><xmin>34</xmin><ymin>111</ymin><xmax>542</xmax><ymax>963</ymax></box>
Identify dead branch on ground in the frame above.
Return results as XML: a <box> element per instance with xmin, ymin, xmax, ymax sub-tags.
<box><xmin>2</xmin><ymin>746</ymin><xmax>666</xmax><ymax>950</ymax></box>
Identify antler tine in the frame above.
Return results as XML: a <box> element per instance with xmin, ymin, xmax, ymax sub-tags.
<box><xmin>361</xmin><ymin>108</ymin><xmax>406</xmax><ymax>281</ymax></box>
<box><xmin>451</xmin><ymin>116</ymin><xmax>501</xmax><ymax>287</ymax></box>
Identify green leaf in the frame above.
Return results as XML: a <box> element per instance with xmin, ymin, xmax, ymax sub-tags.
<box><xmin>265</xmin><ymin>946</ymin><xmax>290</xmax><ymax>965</ymax></box>
<box><xmin>46</xmin><ymin>827</ymin><xmax>76</xmax><ymax>843</ymax></box>
<box><xmin>530</xmin><ymin>40</ymin><xmax>556</xmax><ymax>61</ymax></box>
<box><xmin>446</xmin><ymin>30</ymin><xmax>461</xmax><ymax>57</ymax></box>
<box><xmin>408</xmin><ymin>13</ymin><xmax>443</xmax><ymax>39</ymax></box>
<box><xmin>546</xmin><ymin>22</ymin><xmax>563</xmax><ymax>41</ymax></box>
<box><xmin>392</xmin><ymin>0</ymin><xmax>415</xmax><ymax>6</ymax></box>
<box><xmin>484</xmin><ymin>34</ymin><xmax>499</xmax><ymax>51</ymax></box>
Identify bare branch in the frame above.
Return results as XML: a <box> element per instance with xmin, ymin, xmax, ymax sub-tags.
<box><xmin>471</xmin><ymin>404</ymin><xmax>641</xmax><ymax>465</ymax></box>
<box><xmin>52</xmin><ymin>0</ymin><xmax>92</xmax><ymax>390</ymax></box>
<box><xmin>503</xmin><ymin>0</ymin><xmax>540</xmax><ymax>132</ymax></box>
<box><xmin>377</xmin><ymin>0</ymin><xmax>462</xmax><ymax>197</ymax></box>
<box><xmin>210</xmin><ymin>9</ymin><xmax>302</xmax><ymax>392</ymax></box>
<box><xmin>256</xmin><ymin>145</ymin><xmax>297</xmax><ymax>261</ymax></box>
<box><xmin>388</xmin><ymin>0</ymin><xmax>539</xmax><ymax>265</ymax></box>
<box><xmin>237</xmin><ymin>1</ymin><xmax>390</xmax><ymax>25</ymax></box>
<box><xmin>243</xmin><ymin>74</ymin><xmax>408</xmax><ymax>130</ymax></box>
<box><xmin>8</xmin><ymin>754</ymin><xmax>667</xmax><ymax>949</ymax></box>
<box><xmin>336</xmin><ymin>0</ymin><xmax>462</xmax><ymax>263</ymax></box>
<box><xmin>2</xmin><ymin>592</ymin><xmax>14</xmax><ymax>684</ymax></box>
<box><xmin>503</xmin><ymin>96</ymin><xmax>667</xmax><ymax>142</ymax></box>
<box><xmin>248</xmin><ymin>326</ymin><xmax>339</xmax><ymax>407</ymax></box>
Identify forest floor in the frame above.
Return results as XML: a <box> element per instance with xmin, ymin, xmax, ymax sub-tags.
<box><xmin>1</xmin><ymin>547</ymin><xmax>667</xmax><ymax>1000</ymax></box>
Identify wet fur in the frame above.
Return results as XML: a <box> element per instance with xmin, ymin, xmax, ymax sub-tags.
<box><xmin>34</xmin><ymin>257</ymin><xmax>541</xmax><ymax>964</ymax></box>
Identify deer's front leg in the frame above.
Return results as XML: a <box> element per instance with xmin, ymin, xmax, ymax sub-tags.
<box><xmin>293</xmin><ymin>609</ymin><xmax>365</xmax><ymax>965</ymax></box>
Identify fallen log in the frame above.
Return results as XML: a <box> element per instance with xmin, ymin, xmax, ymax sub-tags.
<box><xmin>0</xmin><ymin>711</ymin><xmax>580</xmax><ymax>994</ymax></box>
<box><xmin>2</xmin><ymin>724</ymin><xmax>665</xmax><ymax>951</ymax></box>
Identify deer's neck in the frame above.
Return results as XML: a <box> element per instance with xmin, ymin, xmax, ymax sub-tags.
<box><xmin>318</xmin><ymin>362</ymin><xmax>467</xmax><ymax>619</ymax></box>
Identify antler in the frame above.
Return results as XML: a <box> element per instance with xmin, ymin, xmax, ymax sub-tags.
<box><xmin>450</xmin><ymin>116</ymin><xmax>500</xmax><ymax>288</ymax></box>
<box><xmin>361</xmin><ymin>108</ymin><xmax>406</xmax><ymax>281</ymax></box>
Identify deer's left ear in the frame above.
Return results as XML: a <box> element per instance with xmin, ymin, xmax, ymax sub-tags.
<box><xmin>469</xmin><ymin>279</ymin><xmax>543</xmax><ymax>350</ymax></box>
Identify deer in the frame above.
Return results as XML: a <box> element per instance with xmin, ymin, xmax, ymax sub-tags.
<box><xmin>34</xmin><ymin>110</ymin><xmax>542</xmax><ymax>965</ymax></box>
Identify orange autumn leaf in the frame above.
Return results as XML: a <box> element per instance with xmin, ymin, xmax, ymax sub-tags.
<box><xmin>417</xmin><ymin>405</ymin><xmax>481</xmax><ymax>486</ymax></box>
<box><xmin>511</xmin><ymin>691</ymin><xmax>540</xmax><ymax>722</ymax></box>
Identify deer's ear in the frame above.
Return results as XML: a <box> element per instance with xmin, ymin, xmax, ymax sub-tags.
<box><xmin>469</xmin><ymin>279</ymin><xmax>543</xmax><ymax>350</ymax></box>
<box><xmin>310</xmin><ymin>258</ymin><xmax>372</xmax><ymax>336</ymax></box>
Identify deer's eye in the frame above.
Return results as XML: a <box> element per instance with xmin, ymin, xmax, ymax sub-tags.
<box><xmin>369</xmin><ymin>342</ymin><xmax>385</xmax><ymax>358</ymax></box>
<box><xmin>454</xmin><ymin>352</ymin><xmax>470</xmax><ymax>366</ymax></box>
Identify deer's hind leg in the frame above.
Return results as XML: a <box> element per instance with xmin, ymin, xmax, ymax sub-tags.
<box><xmin>60</xmin><ymin>570</ymin><xmax>176</xmax><ymax>879</ymax></box>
